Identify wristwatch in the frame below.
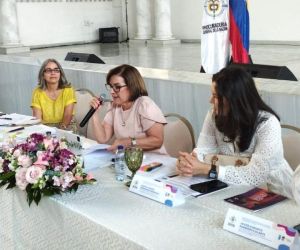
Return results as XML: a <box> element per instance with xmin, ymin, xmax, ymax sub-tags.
<box><xmin>208</xmin><ymin>164</ymin><xmax>218</xmax><ymax>179</ymax></box>
<box><xmin>131</xmin><ymin>137</ymin><xmax>137</xmax><ymax>147</ymax></box>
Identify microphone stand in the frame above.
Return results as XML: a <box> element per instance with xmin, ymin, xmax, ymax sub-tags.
<box><xmin>120</xmin><ymin>0</ymin><xmax>129</xmax><ymax>43</ymax></box>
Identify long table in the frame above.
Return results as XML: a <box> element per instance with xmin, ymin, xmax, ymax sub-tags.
<box><xmin>1</xmin><ymin>151</ymin><xmax>300</xmax><ymax>250</ymax></box>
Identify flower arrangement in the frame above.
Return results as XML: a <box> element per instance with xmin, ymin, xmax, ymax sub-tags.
<box><xmin>0</xmin><ymin>133</ymin><xmax>96</xmax><ymax>205</ymax></box>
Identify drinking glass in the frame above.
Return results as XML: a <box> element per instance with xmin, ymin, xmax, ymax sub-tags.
<box><xmin>124</xmin><ymin>146</ymin><xmax>143</xmax><ymax>186</ymax></box>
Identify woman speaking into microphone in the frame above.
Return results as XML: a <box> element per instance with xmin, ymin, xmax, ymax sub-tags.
<box><xmin>89</xmin><ymin>64</ymin><xmax>167</xmax><ymax>153</ymax></box>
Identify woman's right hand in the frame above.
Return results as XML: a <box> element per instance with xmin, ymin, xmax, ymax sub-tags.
<box><xmin>176</xmin><ymin>151</ymin><xmax>211</xmax><ymax>177</ymax></box>
<box><xmin>90</xmin><ymin>97</ymin><xmax>102</xmax><ymax>110</ymax></box>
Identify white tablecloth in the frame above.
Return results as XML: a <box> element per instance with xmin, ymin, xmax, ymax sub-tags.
<box><xmin>1</xmin><ymin>153</ymin><xmax>300</xmax><ymax>250</ymax></box>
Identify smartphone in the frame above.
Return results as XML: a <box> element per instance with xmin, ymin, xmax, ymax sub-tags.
<box><xmin>141</xmin><ymin>162</ymin><xmax>162</xmax><ymax>172</ymax></box>
<box><xmin>190</xmin><ymin>180</ymin><xmax>228</xmax><ymax>194</ymax></box>
<box><xmin>293</xmin><ymin>224</ymin><xmax>300</xmax><ymax>233</ymax></box>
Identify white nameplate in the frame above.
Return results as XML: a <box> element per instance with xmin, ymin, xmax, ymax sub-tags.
<box><xmin>129</xmin><ymin>174</ymin><xmax>185</xmax><ymax>207</ymax></box>
<box><xmin>223</xmin><ymin>208</ymin><xmax>299</xmax><ymax>249</ymax></box>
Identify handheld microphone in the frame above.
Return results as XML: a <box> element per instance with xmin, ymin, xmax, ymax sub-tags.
<box><xmin>79</xmin><ymin>93</ymin><xmax>111</xmax><ymax>128</ymax></box>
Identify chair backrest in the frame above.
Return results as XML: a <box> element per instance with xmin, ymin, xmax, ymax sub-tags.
<box><xmin>75</xmin><ymin>88</ymin><xmax>96</xmax><ymax>137</ymax></box>
<box><xmin>163</xmin><ymin>113</ymin><xmax>196</xmax><ymax>158</ymax></box>
<box><xmin>281</xmin><ymin>124</ymin><xmax>300</xmax><ymax>170</ymax></box>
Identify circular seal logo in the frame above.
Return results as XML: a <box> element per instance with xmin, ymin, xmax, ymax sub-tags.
<box><xmin>204</xmin><ymin>0</ymin><xmax>228</xmax><ymax>18</ymax></box>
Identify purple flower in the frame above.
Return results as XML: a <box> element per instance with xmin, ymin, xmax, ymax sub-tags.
<box><xmin>29</xmin><ymin>133</ymin><xmax>45</xmax><ymax>143</ymax></box>
<box><xmin>59</xmin><ymin>149</ymin><xmax>74</xmax><ymax>158</ymax></box>
<box><xmin>61</xmin><ymin>171</ymin><xmax>75</xmax><ymax>190</ymax></box>
<box><xmin>2</xmin><ymin>160</ymin><xmax>10</xmax><ymax>173</ymax></box>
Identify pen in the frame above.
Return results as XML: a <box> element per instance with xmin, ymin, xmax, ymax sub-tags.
<box><xmin>0</xmin><ymin>117</ymin><xmax>12</xmax><ymax>120</ymax></box>
<box><xmin>146</xmin><ymin>164</ymin><xmax>163</xmax><ymax>172</ymax></box>
<box><xmin>8</xmin><ymin>127</ymin><xmax>25</xmax><ymax>133</ymax></box>
<box><xmin>168</xmin><ymin>174</ymin><xmax>179</xmax><ymax>178</ymax></box>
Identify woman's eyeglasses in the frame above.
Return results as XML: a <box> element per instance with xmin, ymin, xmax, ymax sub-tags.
<box><xmin>44</xmin><ymin>68</ymin><xmax>60</xmax><ymax>74</ymax></box>
<box><xmin>105</xmin><ymin>84</ymin><xmax>127</xmax><ymax>92</ymax></box>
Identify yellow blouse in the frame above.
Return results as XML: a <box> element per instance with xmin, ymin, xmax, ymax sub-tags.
<box><xmin>31</xmin><ymin>87</ymin><xmax>76</xmax><ymax>124</ymax></box>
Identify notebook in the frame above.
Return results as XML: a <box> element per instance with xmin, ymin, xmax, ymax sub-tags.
<box><xmin>224</xmin><ymin>187</ymin><xmax>287</xmax><ymax>211</ymax></box>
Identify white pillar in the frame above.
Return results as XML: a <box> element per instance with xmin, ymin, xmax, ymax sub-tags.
<box><xmin>134</xmin><ymin>0</ymin><xmax>152</xmax><ymax>40</ymax></box>
<box><xmin>153</xmin><ymin>0</ymin><xmax>173</xmax><ymax>40</ymax></box>
<box><xmin>0</xmin><ymin>0</ymin><xmax>29</xmax><ymax>54</ymax></box>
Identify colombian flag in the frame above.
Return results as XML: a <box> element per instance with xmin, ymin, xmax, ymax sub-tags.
<box><xmin>229</xmin><ymin>0</ymin><xmax>250</xmax><ymax>63</ymax></box>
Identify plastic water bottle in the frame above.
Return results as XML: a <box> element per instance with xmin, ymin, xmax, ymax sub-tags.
<box><xmin>115</xmin><ymin>145</ymin><xmax>125</xmax><ymax>181</ymax></box>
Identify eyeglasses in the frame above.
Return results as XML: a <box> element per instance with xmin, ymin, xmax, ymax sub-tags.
<box><xmin>105</xmin><ymin>84</ymin><xmax>127</xmax><ymax>93</ymax></box>
<box><xmin>44</xmin><ymin>68</ymin><xmax>60</xmax><ymax>74</ymax></box>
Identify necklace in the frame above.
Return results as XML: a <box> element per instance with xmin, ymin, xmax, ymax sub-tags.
<box><xmin>120</xmin><ymin>108</ymin><xmax>127</xmax><ymax>126</ymax></box>
<box><xmin>119</xmin><ymin>104</ymin><xmax>133</xmax><ymax>127</ymax></box>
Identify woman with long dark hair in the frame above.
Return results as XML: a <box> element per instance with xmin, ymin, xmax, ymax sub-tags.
<box><xmin>177</xmin><ymin>66</ymin><xmax>293</xmax><ymax>197</ymax></box>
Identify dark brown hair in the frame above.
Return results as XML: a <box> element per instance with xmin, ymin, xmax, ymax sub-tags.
<box><xmin>212</xmin><ymin>65</ymin><xmax>279</xmax><ymax>152</ymax></box>
<box><xmin>106</xmin><ymin>64</ymin><xmax>148</xmax><ymax>101</ymax></box>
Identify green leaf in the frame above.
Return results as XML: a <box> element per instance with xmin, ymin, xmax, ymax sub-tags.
<box><xmin>6</xmin><ymin>180</ymin><xmax>16</xmax><ymax>189</ymax></box>
<box><xmin>0</xmin><ymin>171</ymin><xmax>15</xmax><ymax>181</ymax></box>
<box><xmin>26</xmin><ymin>184</ymin><xmax>34</xmax><ymax>206</ymax></box>
<box><xmin>42</xmin><ymin>186</ymin><xmax>61</xmax><ymax>196</ymax></box>
<box><xmin>33</xmin><ymin>190</ymin><xmax>42</xmax><ymax>206</ymax></box>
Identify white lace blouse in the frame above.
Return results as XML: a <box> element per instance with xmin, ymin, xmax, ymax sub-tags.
<box><xmin>293</xmin><ymin>166</ymin><xmax>300</xmax><ymax>205</ymax></box>
<box><xmin>194</xmin><ymin>110</ymin><xmax>293</xmax><ymax>198</ymax></box>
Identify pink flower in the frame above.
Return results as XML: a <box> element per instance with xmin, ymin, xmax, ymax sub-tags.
<box><xmin>15</xmin><ymin>167</ymin><xmax>29</xmax><ymax>190</ymax></box>
<box><xmin>34</xmin><ymin>152</ymin><xmax>49</xmax><ymax>166</ymax></box>
<box><xmin>0</xmin><ymin>158</ymin><xmax>4</xmax><ymax>173</ymax></box>
<box><xmin>75</xmin><ymin>175</ymin><xmax>83</xmax><ymax>181</ymax></box>
<box><xmin>18</xmin><ymin>155</ymin><xmax>32</xmax><ymax>168</ymax></box>
<box><xmin>13</xmin><ymin>149</ymin><xmax>22</xmax><ymax>157</ymax></box>
<box><xmin>61</xmin><ymin>172</ymin><xmax>75</xmax><ymax>189</ymax></box>
<box><xmin>52</xmin><ymin>176</ymin><xmax>61</xmax><ymax>187</ymax></box>
<box><xmin>68</xmin><ymin>159</ymin><xmax>74</xmax><ymax>165</ymax></box>
<box><xmin>33</xmin><ymin>164</ymin><xmax>46</xmax><ymax>170</ymax></box>
<box><xmin>43</xmin><ymin>138</ymin><xmax>54</xmax><ymax>151</ymax></box>
<box><xmin>1</xmin><ymin>144</ymin><xmax>10</xmax><ymax>152</ymax></box>
<box><xmin>86</xmin><ymin>173</ymin><xmax>93</xmax><ymax>181</ymax></box>
<box><xmin>54</xmin><ymin>165</ymin><xmax>62</xmax><ymax>171</ymax></box>
<box><xmin>25</xmin><ymin>166</ymin><xmax>45</xmax><ymax>184</ymax></box>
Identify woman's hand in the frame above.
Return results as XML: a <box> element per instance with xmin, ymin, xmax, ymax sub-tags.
<box><xmin>90</xmin><ymin>97</ymin><xmax>102</xmax><ymax>110</ymax></box>
<box><xmin>107</xmin><ymin>138</ymin><xmax>131</xmax><ymax>152</ymax></box>
<box><xmin>176</xmin><ymin>151</ymin><xmax>211</xmax><ymax>176</ymax></box>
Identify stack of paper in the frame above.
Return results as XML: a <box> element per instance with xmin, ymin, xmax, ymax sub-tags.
<box><xmin>83</xmin><ymin>144</ymin><xmax>113</xmax><ymax>171</ymax></box>
<box><xmin>0</xmin><ymin>113</ymin><xmax>40</xmax><ymax>126</ymax></box>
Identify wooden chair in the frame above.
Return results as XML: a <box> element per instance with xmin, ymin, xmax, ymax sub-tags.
<box><xmin>163</xmin><ymin>113</ymin><xmax>196</xmax><ymax>158</ymax></box>
<box><xmin>281</xmin><ymin>124</ymin><xmax>300</xmax><ymax>170</ymax></box>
